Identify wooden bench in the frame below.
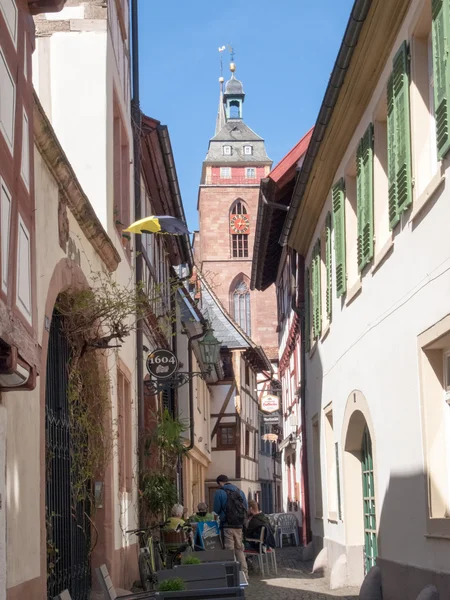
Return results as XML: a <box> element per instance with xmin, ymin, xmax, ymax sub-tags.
<box><xmin>166</xmin><ymin>561</ymin><xmax>239</xmax><ymax>589</ymax></box>
<box><xmin>95</xmin><ymin>564</ymin><xmax>155</xmax><ymax>600</ymax></box>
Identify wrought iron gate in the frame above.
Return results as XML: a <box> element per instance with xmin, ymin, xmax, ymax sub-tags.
<box><xmin>361</xmin><ymin>426</ymin><xmax>377</xmax><ymax>573</ymax></box>
<box><xmin>45</xmin><ymin>312</ymin><xmax>91</xmax><ymax>600</ymax></box>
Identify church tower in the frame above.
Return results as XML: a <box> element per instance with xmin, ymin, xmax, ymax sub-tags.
<box><xmin>195</xmin><ymin>59</ymin><xmax>278</xmax><ymax>354</ymax></box>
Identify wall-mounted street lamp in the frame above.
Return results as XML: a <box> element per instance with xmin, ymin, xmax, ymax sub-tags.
<box><xmin>144</xmin><ymin>328</ymin><xmax>221</xmax><ymax>395</ymax></box>
<box><xmin>197</xmin><ymin>327</ymin><xmax>221</xmax><ymax>370</ymax></box>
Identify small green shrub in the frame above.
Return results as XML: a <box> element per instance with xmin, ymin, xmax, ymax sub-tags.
<box><xmin>181</xmin><ymin>555</ymin><xmax>202</xmax><ymax>565</ymax></box>
<box><xmin>157</xmin><ymin>577</ymin><xmax>185</xmax><ymax>592</ymax></box>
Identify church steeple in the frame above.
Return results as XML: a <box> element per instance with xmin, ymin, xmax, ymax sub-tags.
<box><xmin>223</xmin><ymin>60</ymin><xmax>245</xmax><ymax>121</ymax></box>
<box><xmin>204</xmin><ymin>50</ymin><xmax>271</xmax><ymax>168</ymax></box>
<box><xmin>215</xmin><ymin>76</ymin><xmax>226</xmax><ymax>135</ymax></box>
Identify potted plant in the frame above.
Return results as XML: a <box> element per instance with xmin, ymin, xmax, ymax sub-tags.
<box><xmin>181</xmin><ymin>556</ymin><xmax>202</xmax><ymax>565</ymax></box>
<box><xmin>157</xmin><ymin>578</ymin><xmax>185</xmax><ymax>592</ymax></box>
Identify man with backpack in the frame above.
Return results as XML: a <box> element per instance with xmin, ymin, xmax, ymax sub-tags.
<box><xmin>213</xmin><ymin>474</ymin><xmax>248</xmax><ymax>576</ymax></box>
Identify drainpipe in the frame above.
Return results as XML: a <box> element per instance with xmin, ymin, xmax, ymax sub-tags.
<box><xmin>187</xmin><ymin>328</ymin><xmax>207</xmax><ymax>451</ymax></box>
<box><xmin>130</xmin><ymin>0</ymin><xmax>145</xmax><ymax>516</ymax></box>
<box><xmin>291</xmin><ymin>259</ymin><xmax>311</xmax><ymax>545</ymax></box>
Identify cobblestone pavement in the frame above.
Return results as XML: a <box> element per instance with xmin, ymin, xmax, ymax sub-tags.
<box><xmin>245</xmin><ymin>547</ymin><xmax>360</xmax><ymax>600</ymax></box>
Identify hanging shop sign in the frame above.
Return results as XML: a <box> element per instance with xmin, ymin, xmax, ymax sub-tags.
<box><xmin>261</xmin><ymin>433</ymin><xmax>279</xmax><ymax>442</ymax></box>
<box><xmin>146</xmin><ymin>349</ymin><xmax>178</xmax><ymax>380</ymax></box>
<box><xmin>260</xmin><ymin>393</ymin><xmax>280</xmax><ymax>414</ymax></box>
<box><xmin>263</xmin><ymin>413</ymin><xmax>280</xmax><ymax>424</ymax></box>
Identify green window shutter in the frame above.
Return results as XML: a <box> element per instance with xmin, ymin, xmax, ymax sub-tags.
<box><xmin>362</xmin><ymin>123</ymin><xmax>374</xmax><ymax>265</ymax></box>
<box><xmin>314</xmin><ymin>240</ymin><xmax>322</xmax><ymax>338</ymax></box>
<box><xmin>304</xmin><ymin>268</ymin><xmax>311</xmax><ymax>353</ymax></box>
<box><xmin>332</xmin><ymin>179</ymin><xmax>346</xmax><ymax>297</ymax></box>
<box><xmin>356</xmin><ymin>123</ymin><xmax>374</xmax><ymax>271</ymax></box>
<box><xmin>356</xmin><ymin>139</ymin><xmax>365</xmax><ymax>272</ymax></box>
<box><xmin>387</xmin><ymin>41</ymin><xmax>412</xmax><ymax>229</ymax></box>
<box><xmin>394</xmin><ymin>42</ymin><xmax>412</xmax><ymax>214</ymax></box>
<box><xmin>387</xmin><ymin>73</ymin><xmax>399</xmax><ymax>229</ymax></box>
<box><xmin>325</xmin><ymin>212</ymin><xmax>332</xmax><ymax>321</ymax></box>
<box><xmin>311</xmin><ymin>244</ymin><xmax>317</xmax><ymax>339</ymax></box>
<box><xmin>432</xmin><ymin>0</ymin><xmax>450</xmax><ymax>159</ymax></box>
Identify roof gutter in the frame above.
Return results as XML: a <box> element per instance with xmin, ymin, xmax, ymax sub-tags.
<box><xmin>279</xmin><ymin>0</ymin><xmax>372</xmax><ymax>247</ymax></box>
<box><xmin>157</xmin><ymin>125</ymin><xmax>194</xmax><ymax>269</ymax></box>
<box><xmin>251</xmin><ymin>179</ymin><xmax>289</xmax><ymax>291</ymax></box>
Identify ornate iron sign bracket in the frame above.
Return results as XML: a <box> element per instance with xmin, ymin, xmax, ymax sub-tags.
<box><xmin>144</xmin><ymin>370</ymin><xmax>208</xmax><ymax>395</ymax></box>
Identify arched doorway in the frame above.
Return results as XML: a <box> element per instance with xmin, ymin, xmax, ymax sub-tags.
<box><xmin>342</xmin><ymin>392</ymin><xmax>378</xmax><ymax>579</ymax></box>
<box><xmin>45</xmin><ymin>309</ymin><xmax>91</xmax><ymax>600</ymax></box>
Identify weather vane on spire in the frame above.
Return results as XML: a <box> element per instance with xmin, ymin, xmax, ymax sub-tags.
<box><xmin>227</xmin><ymin>45</ymin><xmax>236</xmax><ymax>74</ymax></box>
<box><xmin>218</xmin><ymin>45</ymin><xmax>226</xmax><ymax>80</ymax></box>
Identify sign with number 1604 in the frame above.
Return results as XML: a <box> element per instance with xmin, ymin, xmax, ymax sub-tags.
<box><xmin>146</xmin><ymin>349</ymin><xmax>178</xmax><ymax>379</ymax></box>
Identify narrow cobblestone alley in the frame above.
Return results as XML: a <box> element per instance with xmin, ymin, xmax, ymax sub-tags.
<box><xmin>245</xmin><ymin>547</ymin><xmax>359</xmax><ymax>600</ymax></box>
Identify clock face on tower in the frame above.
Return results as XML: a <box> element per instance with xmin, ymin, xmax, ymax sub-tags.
<box><xmin>230</xmin><ymin>214</ymin><xmax>250</xmax><ymax>234</ymax></box>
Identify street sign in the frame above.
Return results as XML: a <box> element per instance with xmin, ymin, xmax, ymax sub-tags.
<box><xmin>260</xmin><ymin>393</ymin><xmax>279</xmax><ymax>413</ymax></box>
<box><xmin>146</xmin><ymin>349</ymin><xmax>178</xmax><ymax>379</ymax></box>
<box><xmin>263</xmin><ymin>414</ymin><xmax>280</xmax><ymax>424</ymax></box>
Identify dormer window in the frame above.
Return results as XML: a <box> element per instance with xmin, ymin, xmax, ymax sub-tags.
<box><xmin>223</xmin><ymin>145</ymin><xmax>232</xmax><ymax>156</ymax></box>
<box><xmin>244</xmin><ymin>145</ymin><xmax>252</xmax><ymax>155</ymax></box>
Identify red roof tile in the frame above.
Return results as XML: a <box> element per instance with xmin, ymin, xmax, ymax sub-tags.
<box><xmin>269</xmin><ymin>127</ymin><xmax>314</xmax><ymax>191</ymax></box>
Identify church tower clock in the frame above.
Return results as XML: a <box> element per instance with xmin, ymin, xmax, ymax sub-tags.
<box><xmin>194</xmin><ymin>59</ymin><xmax>278</xmax><ymax>354</ymax></box>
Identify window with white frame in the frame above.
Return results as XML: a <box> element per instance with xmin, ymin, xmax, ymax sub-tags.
<box><xmin>220</xmin><ymin>167</ymin><xmax>231</xmax><ymax>179</ymax></box>
<box><xmin>0</xmin><ymin>49</ymin><xmax>16</xmax><ymax>153</ymax></box>
<box><xmin>428</xmin><ymin>33</ymin><xmax>437</xmax><ymax>169</ymax></box>
<box><xmin>223</xmin><ymin>145</ymin><xmax>232</xmax><ymax>155</ymax></box>
<box><xmin>1</xmin><ymin>178</ymin><xmax>11</xmax><ymax>293</ymax></box>
<box><xmin>0</xmin><ymin>0</ymin><xmax>18</xmax><ymax>46</ymax></box>
<box><xmin>419</xmin><ymin>319</ymin><xmax>450</xmax><ymax>529</ymax></box>
<box><xmin>21</xmin><ymin>110</ymin><xmax>30</xmax><ymax>190</ymax></box>
<box><xmin>245</xmin><ymin>167</ymin><xmax>256</xmax><ymax>179</ymax></box>
<box><xmin>16</xmin><ymin>216</ymin><xmax>32</xmax><ymax>323</ymax></box>
<box><xmin>244</xmin><ymin>145</ymin><xmax>252</xmax><ymax>155</ymax></box>
<box><xmin>411</xmin><ymin>6</ymin><xmax>439</xmax><ymax>198</ymax></box>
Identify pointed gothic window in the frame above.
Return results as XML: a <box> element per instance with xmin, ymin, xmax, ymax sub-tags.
<box><xmin>231</xmin><ymin>201</ymin><xmax>247</xmax><ymax>215</ymax></box>
<box><xmin>232</xmin><ymin>280</ymin><xmax>251</xmax><ymax>336</ymax></box>
<box><xmin>230</xmin><ymin>200</ymin><xmax>249</xmax><ymax>257</ymax></box>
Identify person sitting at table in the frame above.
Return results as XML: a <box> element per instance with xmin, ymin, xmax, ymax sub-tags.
<box><xmin>164</xmin><ymin>503</ymin><xmax>185</xmax><ymax>531</ymax></box>
<box><xmin>244</xmin><ymin>501</ymin><xmax>276</xmax><ymax>550</ymax></box>
<box><xmin>188</xmin><ymin>502</ymin><xmax>214</xmax><ymax>523</ymax></box>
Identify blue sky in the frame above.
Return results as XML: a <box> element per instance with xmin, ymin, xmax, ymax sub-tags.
<box><xmin>138</xmin><ymin>0</ymin><xmax>354</xmax><ymax>232</ymax></box>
